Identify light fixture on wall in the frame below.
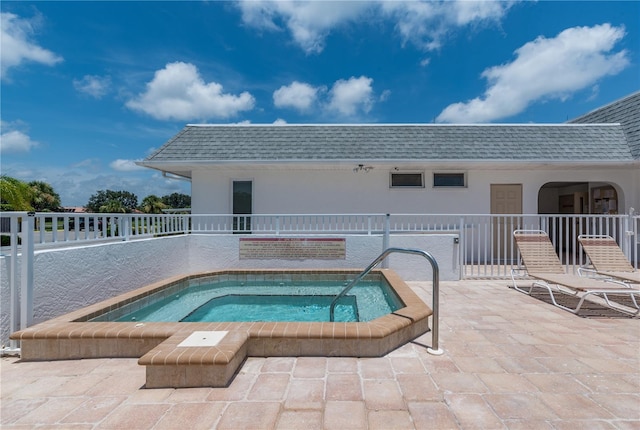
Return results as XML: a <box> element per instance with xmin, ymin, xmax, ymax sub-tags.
<box><xmin>353</xmin><ymin>164</ymin><xmax>374</xmax><ymax>173</ymax></box>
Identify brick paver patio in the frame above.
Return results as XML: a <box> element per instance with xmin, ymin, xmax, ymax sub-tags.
<box><xmin>2</xmin><ymin>280</ymin><xmax>639</xmax><ymax>429</ymax></box>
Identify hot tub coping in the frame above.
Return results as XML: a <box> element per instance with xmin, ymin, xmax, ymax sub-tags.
<box><xmin>11</xmin><ymin>269</ymin><xmax>432</xmax><ymax>361</ymax></box>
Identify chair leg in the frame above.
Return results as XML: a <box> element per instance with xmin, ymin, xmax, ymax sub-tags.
<box><xmin>531</xmin><ymin>280</ymin><xmax>580</xmax><ymax>314</ymax></box>
<box><xmin>510</xmin><ymin>278</ymin><xmax>640</xmax><ymax>317</ymax></box>
<box><xmin>598</xmin><ymin>292</ymin><xmax>640</xmax><ymax>316</ymax></box>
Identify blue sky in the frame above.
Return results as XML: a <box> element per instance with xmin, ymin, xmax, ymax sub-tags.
<box><xmin>1</xmin><ymin>1</ymin><xmax>638</xmax><ymax>207</ymax></box>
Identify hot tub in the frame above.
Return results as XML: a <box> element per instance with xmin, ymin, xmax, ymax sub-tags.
<box><xmin>11</xmin><ymin>269</ymin><xmax>432</xmax><ymax>361</ymax></box>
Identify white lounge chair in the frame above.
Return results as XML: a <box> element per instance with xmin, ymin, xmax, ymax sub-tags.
<box><xmin>511</xmin><ymin>230</ymin><xmax>639</xmax><ymax>316</ymax></box>
<box><xmin>578</xmin><ymin>235</ymin><xmax>640</xmax><ymax>285</ymax></box>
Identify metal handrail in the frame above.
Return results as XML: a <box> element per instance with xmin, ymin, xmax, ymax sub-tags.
<box><xmin>329</xmin><ymin>247</ymin><xmax>443</xmax><ymax>355</ymax></box>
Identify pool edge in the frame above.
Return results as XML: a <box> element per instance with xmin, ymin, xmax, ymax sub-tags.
<box><xmin>11</xmin><ymin>269</ymin><xmax>432</xmax><ymax>361</ymax></box>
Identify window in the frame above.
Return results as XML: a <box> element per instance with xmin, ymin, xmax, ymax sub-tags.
<box><xmin>390</xmin><ymin>172</ymin><xmax>424</xmax><ymax>188</ymax></box>
<box><xmin>232</xmin><ymin>180</ymin><xmax>252</xmax><ymax>233</ymax></box>
<box><xmin>433</xmin><ymin>173</ymin><xmax>466</xmax><ymax>188</ymax></box>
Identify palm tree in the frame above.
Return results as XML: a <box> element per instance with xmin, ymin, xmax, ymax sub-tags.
<box><xmin>0</xmin><ymin>175</ymin><xmax>34</xmax><ymax>211</ymax></box>
<box><xmin>99</xmin><ymin>200</ymin><xmax>127</xmax><ymax>213</ymax></box>
<box><xmin>140</xmin><ymin>195</ymin><xmax>167</xmax><ymax>214</ymax></box>
<box><xmin>29</xmin><ymin>181</ymin><xmax>61</xmax><ymax>211</ymax></box>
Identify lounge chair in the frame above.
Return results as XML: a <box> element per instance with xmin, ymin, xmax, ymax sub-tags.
<box><xmin>511</xmin><ymin>230</ymin><xmax>639</xmax><ymax>316</ymax></box>
<box><xmin>577</xmin><ymin>234</ymin><xmax>640</xmax><ymax>284</ymax></box>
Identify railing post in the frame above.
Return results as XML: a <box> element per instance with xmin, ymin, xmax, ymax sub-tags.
<box><xmin>459</xmin><ymin>216</ymin><xmax>465</xmax><ymax>279</ymax></box>
<box><xmin>624</xmin><ymin>207</ymin><xmax>634</xmax><ymax>260</ymax></box>
<box><xmin>9</xmin><ymin>215</ymin><xmax>20</xmax><ymax>350</ymax></box>
<box><xmin>21</xmin><ymin>212</ymin><xmax>35</xmax><ymax>330</ymax></box>
<box><xmin>329</xmin><ymin>247</ymin><xmax>443</xmax><ymax>355</ymax></box>
<box><xmin>122</xmin><ymin>217</ymin><xmax>130</xmax><ymax>241</ymax></box>
<box><xmin>382</xmin><ymin>214</ymin><xmax>390</xmax><ymax>269</ymax></box>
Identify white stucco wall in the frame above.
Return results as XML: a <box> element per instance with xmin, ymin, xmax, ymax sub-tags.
<box><xmin>1</xmin><ymin>233</ymin><xmax>457</xmax><ymax>346</ymax></box>
<box><xmin>191</xmin><ymin>166</ymin><xmax>639</xmax><ymax>215</ymax></box>
<box><xmin>0</xmin><ymin>236</ymin><xmax>191</xmax><ymax>347</ymax></box>
<box><xmin>187</xmin><ymin>234</ymin><xmax>457</xmax><ymax>281</ymax></box>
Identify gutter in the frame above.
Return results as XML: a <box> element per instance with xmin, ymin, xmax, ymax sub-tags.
<box><xmin>162</xmin><ymin>172</ymin><xmax>191</xmax><ymax>182</ymax></box>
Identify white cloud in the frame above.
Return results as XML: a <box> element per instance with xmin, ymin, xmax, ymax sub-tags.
<box><xmin>436</xmin><ymin>24</ymin><xmax>629</xmax><ymax>123</ymax></box>
<box><xmin>237</xmin><ymin>1</ymin><xmax>518</xmax><ymax>54</ymax></box>
<box><xmin>126</xmin><ymin>62</ymin><xmax>255</xmax><ymax>121</ymax></box>
<box><xmin>73</xmin><ymin>75</ymin><xmax>112</xmax><ymax>99</ymax></box>
<box><xmin>273</xmin><ymin>81</ymin><xmax>320</xmax><ymax>111</ymax></box>
<box><xmin>273</xmin><ymin>118</ymin><xmax>288</xmax><ymax>125</ymax></box>
<box><xmin>327</xmin><ymin>76</ymin><xmax>374</xmax><ymax>117</ymax></box>
<box><xmin>71</xmin><ymin>158</ymin><xmax>101</xmax><ymax>169</ymax></box>
<box><xmin>110</xmin><ymin>159</ymin><xmax>144</xmax><ymax>172</ymax></box>
<box><xmin>272</xmin><ymin>76</ymin><xmax>381</xmax><ymax>118</ymax></box>
<box><xmin>382</xmin><ymin>1</ymin><xmax>517</xmax><ymax>51</ymax></box>
<box><xmin>236</xmin><ymin>1</ymin><xmax>369</xmax><ymax>54</ymax></box>
<box><xmin>0</xmin><ymin>129</ymin><xmax>39</xmax><ymax>154</ymax></box>
<box><xmin>0</xmin><ymin>12</ymin><xmax>63</xmax><ymax>79</ymax></box>
<box><xmin>0</xmin><ymin>121</ymin><xmax>39</xmax><ymax>154</ymax></box>
<box><xmin>449</xmin><ymin>0</ymin><xmax>515</xmax><ymax>26</ymax></box>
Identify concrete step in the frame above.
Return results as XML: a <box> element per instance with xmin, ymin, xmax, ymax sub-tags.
<box><xmin>138</xmin><ymin>330</ymin><xmax>248</xmax><ymax>388</ymax></box>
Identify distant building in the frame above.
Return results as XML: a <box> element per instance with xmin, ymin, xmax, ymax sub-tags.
<box><xmin>61</xmin><ymin>207</ymin><xmax>87</xmax><ymax>213</ymax></box>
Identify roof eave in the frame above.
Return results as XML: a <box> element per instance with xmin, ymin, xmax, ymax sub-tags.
<box><xmin>138</xmin><ymin>159</ymin><xmax>639</xmax><ymax>171</ymax></box>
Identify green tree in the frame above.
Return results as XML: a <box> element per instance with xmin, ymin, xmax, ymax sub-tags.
<box><xmin>29</xmin><ymin>180</ymin><xmax>61</xmax><ymax>211</ymax></box>
<box><xmin>140</xmin><ymin>195</ymin><xmax>167</xmax><ymax>214</ymax></box>
<box><xmin>0</xmin><ymin>175</ymin><xmax>34</xmax><ymax>211</ymax></box>
<box><xmin>99</xmin><ymin>200</ymin><xmax>127</xmax><ymax>213</ymax></box>
<box><xmin>161</xmin><ymin>192</ymin><xmax>191</xmax><ymax>209</ymax></box>
<box><xmin>86</xmin><ymin>190</ymin><xmax>138</xmax><ymax>213</ymax></box>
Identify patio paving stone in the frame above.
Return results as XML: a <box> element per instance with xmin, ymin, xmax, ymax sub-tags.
<box><xmin>1</xmin><ymin>279</ymin><xmax>638</xmax><ymax>429</ymax></box>
<box><xmin>537</xmin><ymin>392</ymin><xmax>615</xmax><ymax>420</ymax></box>
<box><xmin>262</xmin><ymin>357</ymin><xmax>296</xmax><ymax>373</ymax></box>
<box><xmin>323</xmin><ymin>401</ymin><xmax>367</xmax><ymax>430</ymax></box>
<box><xmin>359</xmin><ymin>358</ymin><xmax>395</xmax><ymax>379</ymax></box>
<box><xmin>284</xmin><ymin>379</ymin><xmax>324</xmax><ymax>410</ymax></box>
<box><xmin>443</xmin><ymin>393</ymin><xmax>505</xmax><ymax>428</ymax></box>
<box><xmin>276</xmin><ymin>410</ymin><xmax>323</xmax><ymax>429</ymax></box>
<box><xmin>217</xmin><ymin>402</ymin><xmax>280</xmax><ymax>429</ymax></box>
<box><xmin>292</xmin><ymin>357</ymin><xmax>327</xmax><ymax>378</ymax></box>
<box><xmin>406</xmin><ymin>401</ymin><xmax>459</xmax><ymax>428</ymax></box>
<box><xmin>59</xmin><ymin>396</ymin><xmax>127</xmax><ymax>425</ymax></box>
<box><xmin>152</xmin><ymin>402</ymin><xmax>226</xmax><ymax>430</ymax></box>
<box><xmin>362</xmin><ymin>379</ymin><xmax>405</xmax><ymax>410</ymax></box>
<box><xmin>94</xmin><ymin>403</ymin><xmax>171</xmax><ymax>429</ymax></box>
<box><xmin>367</xmin><ymin>410</ymin><xmax>414</xmax><ymax>430</ymax></box>
<box><xmin>247</xmin><ymin>373</ymin><xmax>290</xmax><ymax>401</ymax></box>
<box><xmin>325</xmin><ymin>373</ymin><xmax>363</xmax><ymax>401</ymax></box>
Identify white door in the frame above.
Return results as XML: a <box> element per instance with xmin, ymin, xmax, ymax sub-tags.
<box><xmin>491</xmin><ymin>184</ymin><xmax>523</xmax><ymax>261</ymax></box>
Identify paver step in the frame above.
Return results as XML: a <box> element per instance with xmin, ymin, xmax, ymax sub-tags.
<box><xmin>138</xmin><ymin>330</ymin><xmax>248</xmax><ymax>388</ymax></box>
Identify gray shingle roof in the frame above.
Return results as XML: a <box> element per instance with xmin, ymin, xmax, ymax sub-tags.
<box><xmin>569</xmin><ymin>91</ymin><xmax>640</xmax><ymax>159</ymax></box>
<box><xmin>142</xmin><ymin>124</ymin><xmax>632</xmax><ymax>165</ymax></box>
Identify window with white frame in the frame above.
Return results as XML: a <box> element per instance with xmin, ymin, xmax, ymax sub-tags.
<box><xmin>390</xmin><ymin>172</ymin><xmax>424</xmax><ymax>188</ymax></box>
<box><xmin>433</xmin><ymin>172</ymin><xmax>466</xmax><ymax>188</ymax></box>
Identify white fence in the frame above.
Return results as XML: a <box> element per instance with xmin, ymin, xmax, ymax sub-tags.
<box><xmin>2</xmin><ymin>211</ymin><xmax>639</xmax><ymax>275</ymax></box>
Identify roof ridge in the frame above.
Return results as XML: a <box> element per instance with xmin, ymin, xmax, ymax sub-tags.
<box><xmin>185</xmin><ymin>123</ymin><xmax>623</xmax><ymax>128</ymax></box>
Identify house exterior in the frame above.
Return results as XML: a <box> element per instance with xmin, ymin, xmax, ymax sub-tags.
<box><xmin>139</xmin><ymin>92</ymin><xmax>640</xmax><ymax>217</ymax></box>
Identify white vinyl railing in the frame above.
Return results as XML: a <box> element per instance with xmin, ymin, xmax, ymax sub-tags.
<box><xmin>2</xmin><ymin>210</ymin><xmax>638</xmax><ymax>275</ymax></box>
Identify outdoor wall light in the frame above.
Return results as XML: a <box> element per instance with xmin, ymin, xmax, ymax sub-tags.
<box><xmin>353</xmin><ymin>164</ymin><xmax>374</xmax><ymax>173</ymax></box>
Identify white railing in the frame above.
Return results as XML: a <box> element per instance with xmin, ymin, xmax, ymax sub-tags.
<box><xmin>2</xmin><ymin>211</ymin><xmax>638</xmax><ymax>272</ymax></box>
